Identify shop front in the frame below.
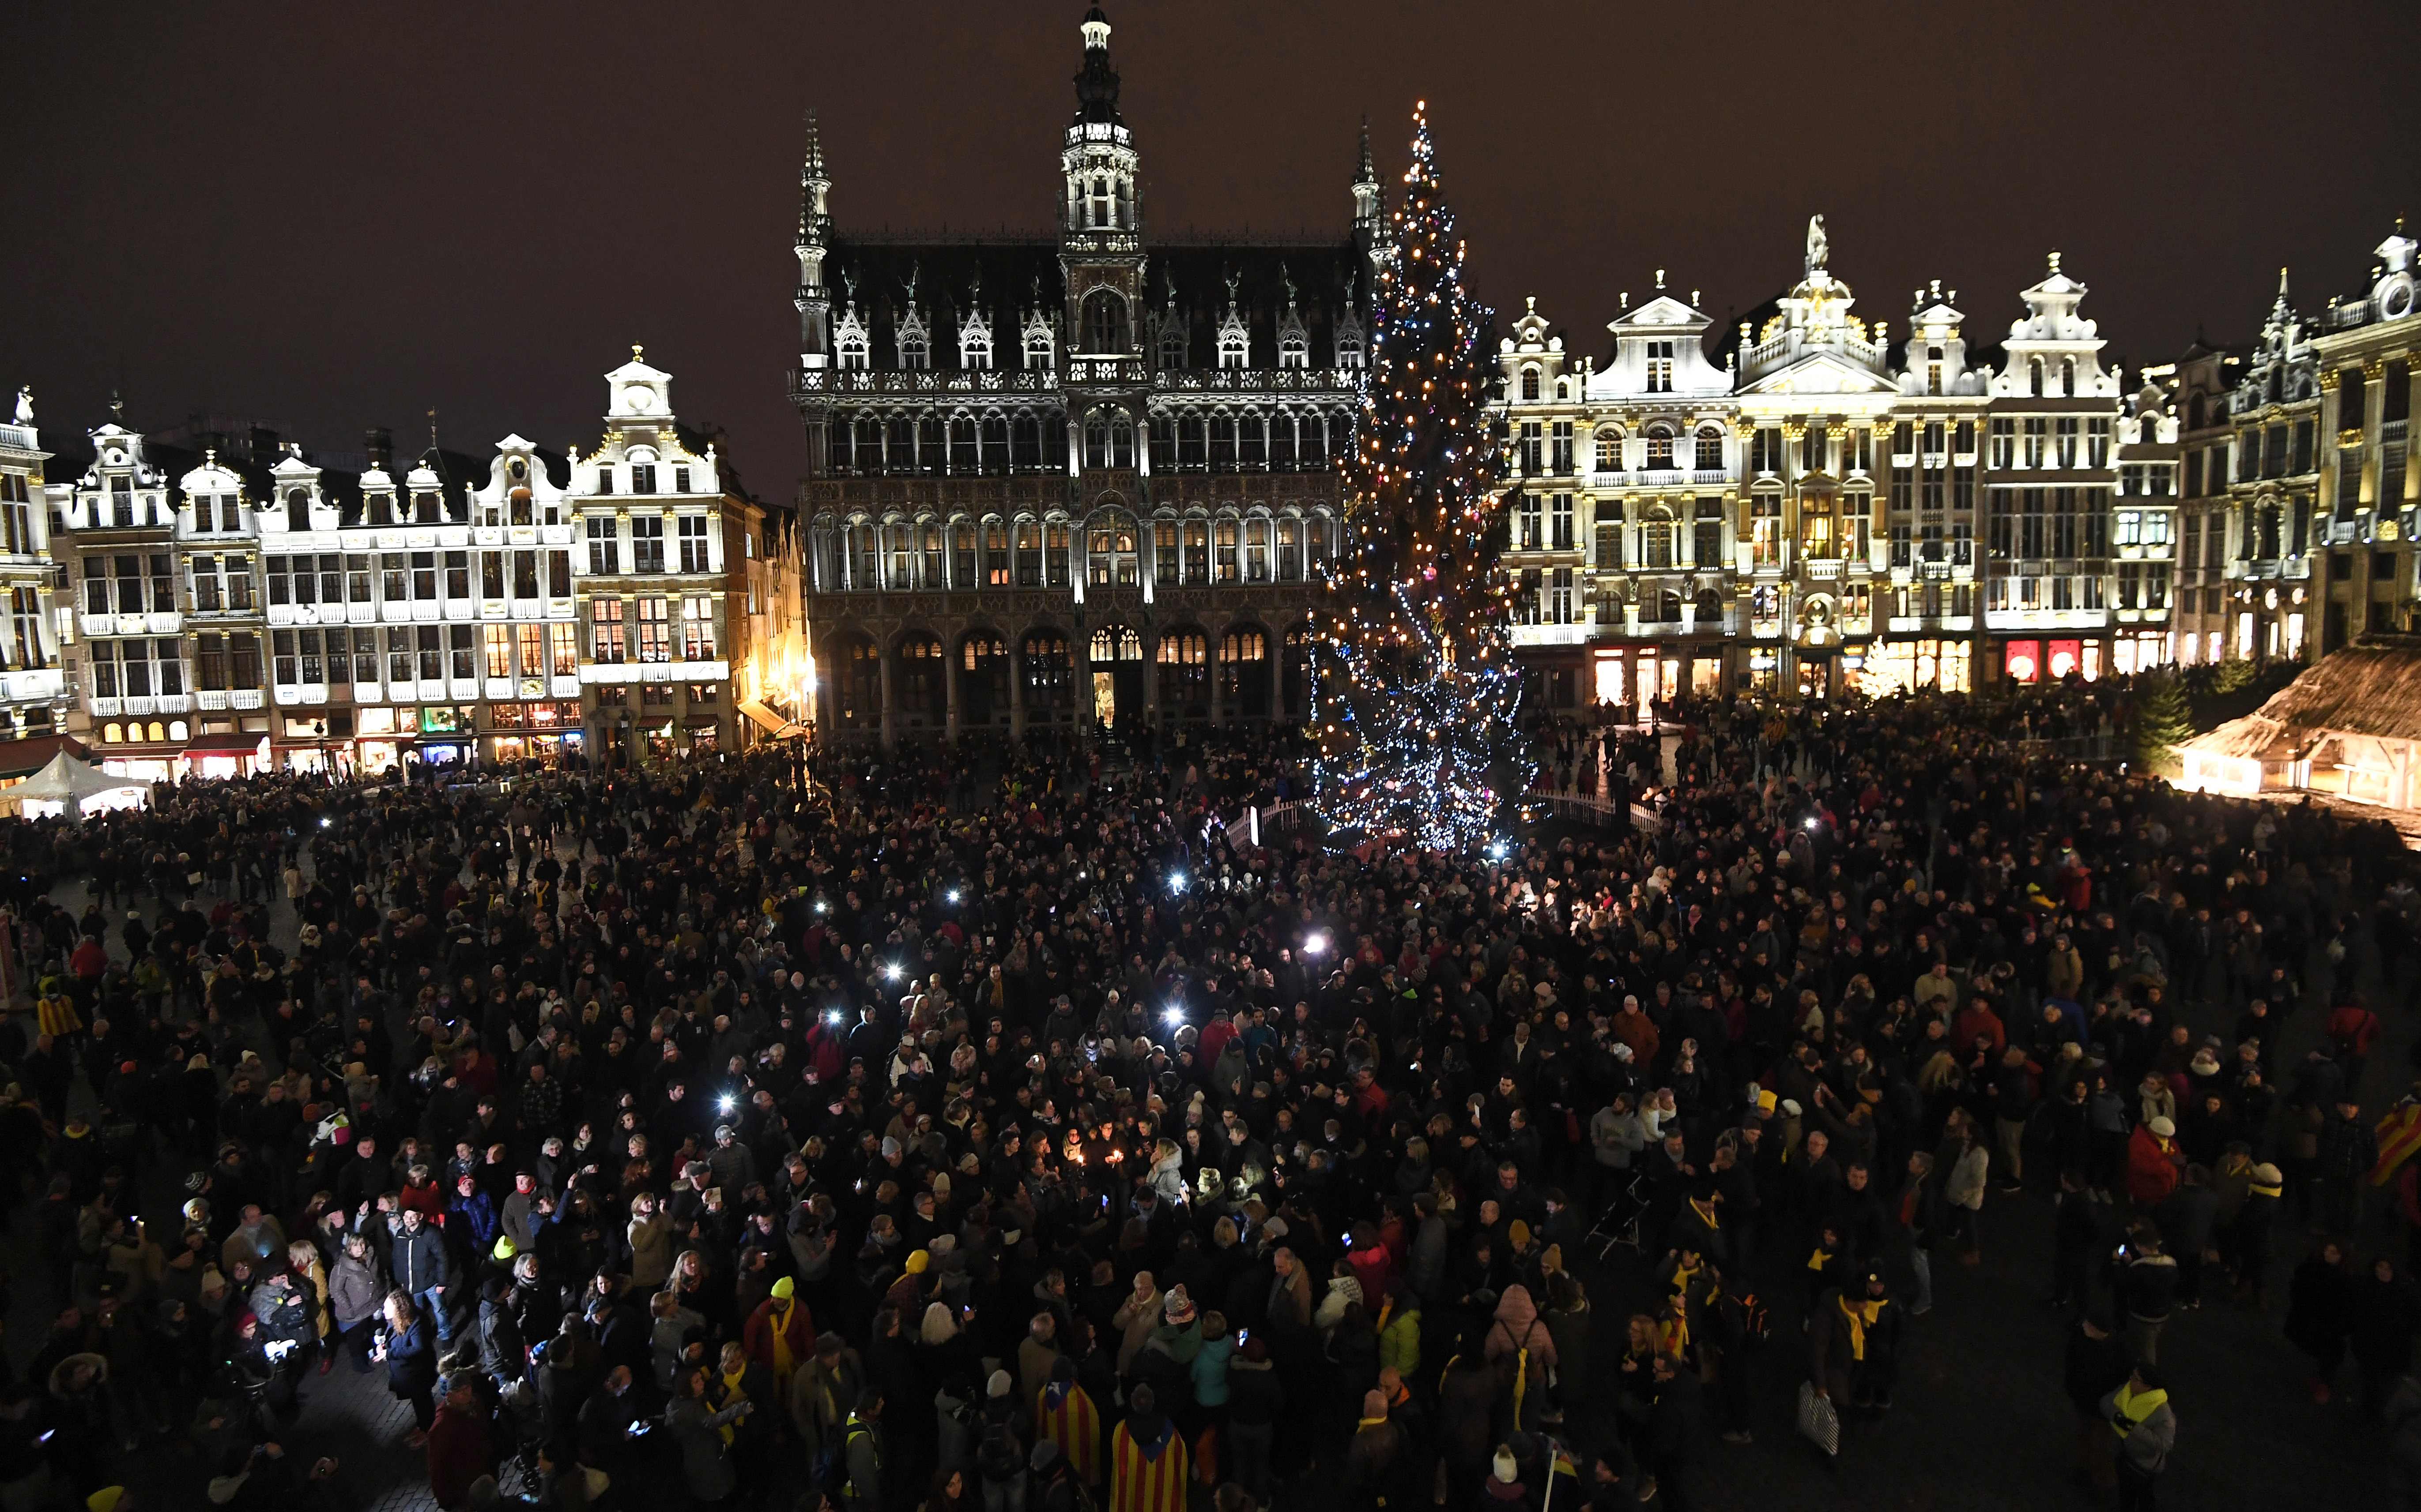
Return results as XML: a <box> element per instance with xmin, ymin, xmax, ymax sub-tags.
<box><xmin>1857</xmin><ymin>638</ymin><xmax>1976</xmax><ymax>697</ymax></box>
<box><xmin>487</xmin><ymin>700</ymin><xmax>585</xmax><ymax>767</ymax></box>
<box><xmin>180</xmin><ymin>731</ymin><xmax>271</xmax><ymax>780</ymax></box>
<box><xmin>1588</xmin><ymin>645</ymin><xmax>1724</xmax><ymax>717</ymax></box>
<box><xmin>408</xmin><ymin>704</ymin><xmax>479</xmax><ymax>770</ymax></box>
<box><xmin>1999</xmin><ymin>637</ymin><xmax>2107</xmax><ymax>685</ymax></box>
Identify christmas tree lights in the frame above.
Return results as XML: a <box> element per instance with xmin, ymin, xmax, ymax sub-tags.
<box><xmin>1309</xmin><ymin>102</ymin><xmax>1530</xmax><ymax>852</ymax></box>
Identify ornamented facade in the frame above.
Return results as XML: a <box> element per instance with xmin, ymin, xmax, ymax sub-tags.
<box><xmin>38</xmin><ymin>355</ymin><xmax>777</xmax><ymax>779</ymax></box>
<box><xmin>1495</xmin><ymin>223</ymin><xmax>2162</xmax><ymax>702</ymax></box>
<box><xmin>789</xmin><ymin>6</ymin><xmax>1367</xmax><ymax>744</ymax></box>
<box><xmin>2310</xmin><ymin>226</ymin><xmax>2421</xmax><ymax>650</ymax></box>
<box><xmin>0</xmin><ymin>393</ymin><xmax>66</xmax><ymax>759</ymax></box>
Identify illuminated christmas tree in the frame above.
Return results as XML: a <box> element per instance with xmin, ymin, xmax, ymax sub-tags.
<box><xmin>1310</xmin><ymin>102</ymin><xmax>1529</xmax><ymax>851</ymax></box>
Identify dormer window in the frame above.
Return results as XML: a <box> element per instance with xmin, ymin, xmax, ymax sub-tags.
<box><xmin>1157</xmin><ymin>323</ymin><xmax>1185</xmax><ymax>371</ymax></box>
<box><xmin>633</xmin><ymin>463</ymin><xmax>658</xmax><ymax>494</ymax></box>
<box><xmin>595</xmin><ymin>466</ymin><xmax>614</xmax><ymax>494</ymax></box>
<box><xmin>219</xmin><ymin>496</ymin><xmax>241</xmax><ymax>532</ymax></box>
<box><xmin>837</xmin><ymin>328</ymin><xmax>869</xmax><ymax>370</ymax></box>
<box><xmin>1645</xmin><ymin>341</ymin><xmax>1675</xmax><ymax>394</ymax></box>
<box><xmin>962</xmin><ymin>333</ymin><xmax>992</xmax><ymax>370</ymax></box>
<box><xmin>1278</xmin><ymin>327</ymin><xmax>1307</xmax><ymax>369</ymax></box>
<box><xmin>900</xmin><ymin>329</ymin><xmax>930</xmax><ymax>369</ymax></box>
<box><xmin>674</xmin><ymin>466</ymin><xmax>691</xmax><ymax>494</ymax></box>
<box><xmin>1218</xmin><ymin>326</ymin><xmax>1248</xmax><ymax>370</ymax></box>
<box><xmin>414</xmin><ymin>490</ymin><xmax>442</xmax><ymax>524</ymax></box>
<box><xmin>1334</xmin><ymin>318</ymin><xmax>1365</xmax><ymax>371</ymax></box>
<box><xmin>1520</xmin><ymin>367</ymin><xmax>1541</xmax><ymax>402</ymax></box>
<box><xmin>368</xmin><ymin>493</ymin><xmax>394</xmax><ymax>527</ymax></box>
<box><xmin>1025</xmin><ymin>326</ymin><xmax>1054</xmax><ymax>372</ymax></box>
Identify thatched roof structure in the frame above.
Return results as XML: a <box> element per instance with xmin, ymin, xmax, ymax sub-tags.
<box><xmin>2184</xmin><ymin>636</ymin><xmax>2421</xmax><ymax>762</ymax></box>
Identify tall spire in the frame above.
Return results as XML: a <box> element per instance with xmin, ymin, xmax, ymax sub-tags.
<box><xmin>1352</xmin><ymin>114</ymin><xmax>1383</xmax><ymax>260</ymax></box>
<box><xmin>1073</xmin><ymin>5</ymin><xmax>1122</xmax><ymax>127</ymax></box>
<box><xmin>798</xmin><ymin>108</ymin><xmax>831</xmax><ymax>240</ymax></box>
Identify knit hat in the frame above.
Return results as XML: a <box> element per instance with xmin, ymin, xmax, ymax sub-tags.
<box><xmin>1240</xmin><ymin>1337</ymin><xmax>1268</xmax><ymax>1362</ymax></box>
<box><xmin>1163</xmin><ymin>1286</ymin><xmax>1196</xmax><ymax>1326</ymax></box>
<box><xmin>1492</xmin><ymin>1448</ymin><xmax>1519</xmax><ymax>1484</ymax></box>
<box><xmin>770</xmin><ymin>1276</ymin><xmax>795</xmax><ymax>1301</ymax></box>
<box><xmin>905</xmin><ymin>1250</ymin><xmax>930</xmax><ymax>1275</ymax></box>
<box><xmin>1508</xmin><ymin>1220</ymin><xmax>1532</xmax><ymax>1250</ymax></box>
<box><xmin>2147</xmin><ymin>1116</ymin><xmax>2176</xmax><ymax>1139</ymax></box>
<box><xmin>988</xmin><ymin>1369</ymin><xmax>1013</xmax><ymax>1399</ymax></box>
<box><xmin>2250</xmin><ymin>1162</ymin><xmax>2283</xmax><ymax>1185</ymax></box>
<box><xmin>1362</xmin><ymin>1389</ymin><xmax>1388</xmax><ymax>1420</ymax></box>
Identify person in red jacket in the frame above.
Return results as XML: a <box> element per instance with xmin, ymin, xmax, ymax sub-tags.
<box><xmin>744</xmin><ymin>1274</ymin><xmax>816</xmax><ymax>1391</ymax></box>
<box><xmin>424</xmin><ymin>1374</ymin><xmax>495</xmax><ymax>1512</ymax></box>
<box><xmin>2125</xmin><ymin>1117</ymin><xmax>2183</xmax><ymax>1210</ymax></box>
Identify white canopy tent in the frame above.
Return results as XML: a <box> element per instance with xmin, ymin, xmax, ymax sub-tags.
<box><xmin>9</xmin><ymin>751</ymin><xmax>148</xmax><ymax>817</ymax></box>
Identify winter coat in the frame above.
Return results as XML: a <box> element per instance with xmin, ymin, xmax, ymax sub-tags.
<box><xmin>1190</xmin><ymin>1331</ymin><xmax>1235</xmax><ymax>1407</ymax></box>
<box><xmin>1314</xmin><ymin>1274</ymin><xmax>1365</xmax><ymax>1334</ymax></box>
<box><xmin>1483</xmin><ymin>1284</ymin><xmax>1554</xmax><ymax>1400</ymax></box>
<box><xmin>2099</xmin><ymin>1382</ymin><xmax>2176</xmax><ymax>1476</ymax></box>
<box><xmin>1111</xmin><ymin>1285</ymin><xmax>1164</xmax><ymax>1375</ymax></box>
<box><xmin>667</xmin><ymin>1393</ymin><xmax>749</xmax><ymax>1502</ymax></box>
<box><xmin>2124</xmin><ymin>1126</ymin><xmax>2182</xmax><ymax>1209</ymax></box>
<box><xmin>1376</xmin><ymin>1300</ymin><xmax>1422</xmax><ymax>1380</ymax></box>
<box><xmin>627</xmin><ymin>1214</ymin><xmax>675</xmax><ymax>1290</ymax></box>
<box><xmin>330</xmin><ymin>1254</ymin><xmax>385</xmax><ymax>1329</ymax></box>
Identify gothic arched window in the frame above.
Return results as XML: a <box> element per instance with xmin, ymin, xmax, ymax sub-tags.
<box><xmin>1082</xmin><ymin>290</ymin><xmax>1129</xmax><ymax>354</ymax></box>
<box><xmin>1520</xmin><ymin>367</ymin><xmax>1541</xmax><ymax>402</ymax></box>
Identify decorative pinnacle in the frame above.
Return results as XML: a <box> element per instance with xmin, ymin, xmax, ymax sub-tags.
<box><xmin>801</xmin><ymin>109</ymin><xmax>826</xmax><ymax>184</ymax></box>
<box><xmin>632</xmin><ymin>344</ymin><xmax>645</xmax><ymax>362</ymax></box>
<box><xmin>1355</xmin><ymin>115</ymin><xmax>1376</xmax><ymax>184</ymax></box>
<box><xmin>2048</xmin><ymin>250</ymin><xmax>2061</xmax><ymax>274</ymax></box>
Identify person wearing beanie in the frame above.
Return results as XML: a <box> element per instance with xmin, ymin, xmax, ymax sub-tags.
<box><xmin>1108</xmin><ymin>1383</ymin><xmax>1188</xmax><ymax>1512</ymax></box>
<box><xmin>1035</xmin><ymin>1353</ymin><xmax>1103</xmax><ymax>1489</ymax></box>
<box><xmin>1483</xmin><ymin>1445</ymin><xmax>1524</xmax><ymax>1505</ymax></box>
<box><xmin>2126</xmin><ymin>1116</ymin><xmax>2183</xmax><ymax>1210</ymax></box>
<box><xmin>743</xmin><ymin>1272</ymin><xmax>815</xmax><ymax>1390</ymax></box>
<box><xmin>1342</xmin><ymin>1387</ymin><xmax>1405</xmax><ymax>1512</ymax></box>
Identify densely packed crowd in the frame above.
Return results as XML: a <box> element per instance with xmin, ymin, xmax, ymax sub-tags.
<box><xmin>0</xmin><ymin>682</ymin><xmax>2417</xmax><ymax>1512</ymax></box>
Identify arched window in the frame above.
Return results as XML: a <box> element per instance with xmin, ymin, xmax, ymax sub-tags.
<box><xmin>1276</xmin><ymin>512</ymin><xmax>1303</xmax><ymax>581</ymax></box>
<box><xmin>1011</xmin><ymin>515</ymin><xmax>1043</xmax><ymax>587</ymax></box>
<box><xmin>1244</xmin><ymin>512</ymin><xmax>1273</xmax><ymax>582</ymax></box>
<box><xmin>1270</xmin><ymin>412</ymin><xmax>1299</xmax><ymax>470</ymax></box>
<box><xmin>1694</xmin><ymin>427</ymin><xmax>1723</xmax><ymax>471</ymax></box>
<box><xmin>846</xmin><ymin>517</ymin><xmax>879</xmax><ymax>589</ymax></box>
<box><xmin>1334</xmin><ymin>321</ymin><xmax>1365</xmax><ymax>370</ymax></box>
<box><xmin>1086</xmin><ymin>507</ymin><xmax>1139</xmax><ymax>586</ymax></box>
<box><xmin>835</xmin><ymin>636</ymin><xmax>881</xmax><ymax>728</ymax></box>
<box><xmin>837</xmin><ymin>327</ymin><xmax>869</xmax><ymax>370</ymax></box>
<box><xmin>1158</xmin><ymin>321</ymin><xmax>1186</xmax><ymax>371</ymax></box>
<box><xmin>960</xmin><ymin>328</ymin><xmax>991</xmax><ymax>372</ymax></box>
<box><xmin>1022</xmin><ymin>631</ymin><xmax>1071</xmax><ymax>717</ymax></box>
<box><xmin>1306</xmin><ymin>508</ymin><xmax>1335</xmax><ymax>573</ymax></box>
<box><xmin>855</xmin><ymin>416</ymin><xmax>882</xmax><ymax>473</ymax></box>
<box><xmin>509</xmin><ymin>486</ymin><xmax>533</xmax><ymax>526</ymax></box>
<box><xmin>2187</xmin><ymin>392</ymin><xmax>2206</xmax><ymax>430</ymax></box>
<box><xmin>1082</xmin><ymin>290</ymin><xmax>1129</xmax><ymax>354</ymax></box>
<box><xmin>2029</xmin><ymin>358</ymin><xmax>2044</xmax><ymax>396</ymax></box>
<box><xmin>899</xmin><ymin>328</ymin><xmax>929</xmax><ymax>370</ymax></box>
<box><xmin>1090</xmin><ymin>175</ymin><xmax>1112</xmax><ymax>230</ymax></box>
<box><xmin>1278</xmin><ymin>326</ymin><xmax>1307</xmax><ymax>369</ymax></box>
<box><xmin>1214</xmin><ymin>512</ymin><xmax>1242</xmax><ymax>582</ymax></box>
<box><xmin>1157</xmin><ymin>628</ymin><xmax>1209</xmax><ymax>718</ymax></box>
<box><xmin>980</xmin><ymin>415</ymin><xmax>1010</xmax><ymax>474</ymax></box>
<box><xmin>285</xmin><ymin>487</ymin><xmax>309</xmax><ymax>513</ymax></box>
<box><xmin>898</xmin><ymin>635</ymin><xmax>946</xmax><ymax>724</ymax></box>
<box><xmin>1090</xmin><ymin>626</ymin><xmax>1143</xmax><ymax>661</ymax></box>
<box><xmin>1520</xmin><ymin>367</ymin><xmax>1541</xmax><ymax>402</ymax></box>
<box><xmin>2060</xmin><ymin>357</ymin><xmax>2077</xmax><ymax>396</ymax></box>
<box><xmin>1218</xmin><ymin>322</ymin><xmax>1248</xmax><ymax>370</ymax></box>
<box><xmin>1595</xmin><ymin>428</ymin><xmax>1623</xmax><ymax>472</ymax></box>
<box><xmin>1024</xmin><ymin>325</ymin><xmax>1053</xmax><ymax>371</ymax></box>
<box><xmin>1646</xmin><ymin>425</ymin><xmax>1676</xmax><ymax>469</ymax></box>
<box><xmin>960</xmin><ymin>633</ymin><xmax>1009</xmax><ymax>726</ymax></box>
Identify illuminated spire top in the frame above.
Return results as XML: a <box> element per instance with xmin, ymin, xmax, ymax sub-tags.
<box><xmin>1073</xmin><ymin>5</ymin><xmax>1122</xmax><ymax>126</ymax></box>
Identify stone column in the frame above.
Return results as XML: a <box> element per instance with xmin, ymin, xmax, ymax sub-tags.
<box><xmin>878</xmin><ymin>642</ymin><xmax>897</xmax><ymax>750</ymax></box>
<box><xmin>944</xmin><ymin>633</ymin><xmax>962</xmax><ymax>741</ymax></box>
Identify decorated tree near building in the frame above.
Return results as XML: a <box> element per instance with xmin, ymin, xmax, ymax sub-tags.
<box><xmin>2131</xmin><ymin>669</ymin><xmax>2195</xmax><ymax>771</ymax></box>
<box><xmin>1309</xmin><ymin>102</ymin><xmax>1530</xmax><ymax>850</ymax></box>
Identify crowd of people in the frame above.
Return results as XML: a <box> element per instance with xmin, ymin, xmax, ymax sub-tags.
<box><xmin>0</xmin><ymin>681</ymin><xmax>2416</xmax><ymax>1512</ymax></box>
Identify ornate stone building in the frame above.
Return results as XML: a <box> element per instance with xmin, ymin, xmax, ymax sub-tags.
<box><xmin>789</xmin><ymin>6</ymin><xmax>1368</xmax><ymax>744</ymax></box>
<box><xmin>2221</xmin><ymin>273</ymin><xmax>2322</xmax><ymax>663</ymax></box>
<box><xmin>2310</xmin><ymin>226</ymin><xmax>2421</xmax><ymax>650</ymax></box>
<box><xmin>1497</xmin><ymin>220</ymin><xmax>2165</xmax><ymax>703</ymax></box>
<box><xmin>0</xmin><ymin>392</ymin><xmax>66</xmax><ymax>760</ymax></box>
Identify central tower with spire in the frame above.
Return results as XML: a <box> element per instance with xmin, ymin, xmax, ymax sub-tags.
<box><xmin>1061</xmin><ymin>5</ymin><xmax>1146</xmax><ymax>373</ymax></box>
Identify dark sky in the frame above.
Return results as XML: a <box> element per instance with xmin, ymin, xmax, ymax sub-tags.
<box><xmin>7</xmin><ymin>0</ymin><xmax>2417</xmax><ymax>491</ymax></box>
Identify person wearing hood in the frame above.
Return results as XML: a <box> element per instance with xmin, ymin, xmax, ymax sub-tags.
<box><xmin>1483</xmin><ymin>1284</ymin><xmax>1555</xmax><ymax>1434</ymax></box>
<box><xmin>1108</xmin><ymin>1383</ymin><xmax>1188</xmax><ymax>1512</ymax></box>
<box><xmin>2098</xmin><ymin>1364</ymin><xmax>2176</xmax><ymax>1511</ymax></box>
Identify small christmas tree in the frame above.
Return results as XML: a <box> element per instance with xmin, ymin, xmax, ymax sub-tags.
<box><xmin>2132</xmin><ymin>670</ymin><xmax>2195</xmax><ymax>771</ymax></box>
<box><xmin>1309</xmin><ymin>102</ymin><xmax>1529</xmax><ymax>850</ymax></box>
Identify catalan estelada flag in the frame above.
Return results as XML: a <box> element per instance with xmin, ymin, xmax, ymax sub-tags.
<box><xmin>1036</xmin><ymin>1378</ymin><xmax>1102</xmax><ymax>1488</ymax></box>
<box><xmin>2371</xmin><ymin>1100</ymin><xmax>2421</xmax><ymax>1186</ymax></box>
<box><xmin>1109</xmin><ymin>1414</ymin><xmax>1189</xmax><ymax>1512</ymax></box>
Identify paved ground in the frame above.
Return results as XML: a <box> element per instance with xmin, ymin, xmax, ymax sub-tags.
<box><xmin>5</xmin><ymin>818</ymin><xmax>2413</xmax><ymax>1511</ymax></box>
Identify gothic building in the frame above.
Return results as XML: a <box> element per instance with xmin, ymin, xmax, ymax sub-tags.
<box><xmin>2222</xmin><ymin>272</ymin><xmax>2323</xmax><ymax>663</ymax></box>
<box><xmin>790</xmin><ymin>6</ymin><xmax>1370</xmax><ymax>744</ymax></box>
<box><xmin>2310</xmin><ymin>226</ymin><xmax>2421</xmax><ymax>652</ymax></box>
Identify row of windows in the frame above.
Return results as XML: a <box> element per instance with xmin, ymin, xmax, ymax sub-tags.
<box><xmin>807</xmin><ymin>508</ymin><xmax>1339</xmax><ymax>593</ymax></box>
<box><xmin>588</xmin><ymin>596</ymin><xmax>717</xmax><ymax>665</ymax></box>
<box><xmin>834</xmin><ymin>291</ymin><xmax>1366</xmax><ymax>373</ymax></box>
<box><xmin>269</xmin><ymin>624</ymin><xmax>584</xmax><ymax>686</ymax></box>
<box><xmin>825</xmin><ymin>407</ymin><xmax>1353</xmax><ymax>478</ymax></box>
<box><xmin>1986</xmin><ymin>488</ymin><xmax>2116</xmax><ymax>560</ymax></box>
<box><xmin>259</xmin><ymin>549</ymin><xmax>575</xmax><ymax>607</ymax></box>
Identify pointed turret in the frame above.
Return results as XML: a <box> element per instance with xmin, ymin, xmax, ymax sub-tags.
<box><xmin>1352</xmin><ymin>115</ymin><xmax>1383</xmax><ymax>260</ymax></box>
<box><xmin>796</xmin><ymin>109</ymin><xmax>835</xmax><ymax>371</ymax></box>
<box><xmin>1073</xmin><ymin>5</ymin><xmax>1122</xmax><ymax>128</ymax></box>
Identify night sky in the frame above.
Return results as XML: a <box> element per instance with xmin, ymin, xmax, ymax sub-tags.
<box><xmin>7</xmin><ymin>0</ymin><xmax>2416</xmax><ymax>490</ymax></box>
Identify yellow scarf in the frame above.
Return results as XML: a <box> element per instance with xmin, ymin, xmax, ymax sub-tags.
<box><xmin>1687</xmin><ymin>1197</ymin><xmax>1720</xmax><ymax>1230</ymax></box>
<box><xmin>1807</xmin><ymin>1246</ymin><xmax>1834</xmax><ymax>1272</ymax></box>
<box><xmin>1668</xmin><ymin>1257</ymin><xmax>1702</xmax><ymax>1299</ymax></box>
<box><xmin>2110</xmin><ymin>1383</ymin><xmax>2168</xmax><ymax>1438</ymax></box>
<box><xmin>1657</xmin><ymin>1313</ymin><xmax>1689</xmax><ymax>1357</ymax></box>
<box><xmin>768</xmin><ymin>1301</ymin><xmax>798</xmax><ymax>1375</ymax></box>
<box><xmin>2249</xmin><ymin>1181</ymin><xmax>2282</xmax><ymax>1199</ymax></box>
<box><xmin>719</xmin><ymin>1368</ymin><xmax>749</xmax><ymax>1445</ymax></box>
<box><xmin>1838</xmin><ymin>1296</ymin><xmax>1884</xmax><ymax>1360</ymax></box>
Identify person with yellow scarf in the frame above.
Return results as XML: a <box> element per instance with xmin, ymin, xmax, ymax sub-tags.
<box><xmin>2098</xmin><ymin>1365</ymin><xmax>2176</xmax><ymax>1509</ymax></box>
<box><xmin>1806</xmin><ymin>1267</ymin><xmax>1901</xmax><ymax>1450</ymax></box>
